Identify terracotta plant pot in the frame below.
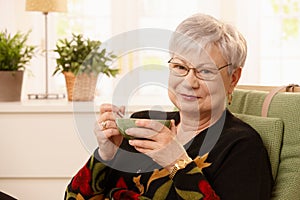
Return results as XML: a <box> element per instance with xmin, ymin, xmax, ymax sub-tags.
<box><xmin>0</xmin><ymin>71</ymin><xmax>24</xmax><ymax>101</ymax></box>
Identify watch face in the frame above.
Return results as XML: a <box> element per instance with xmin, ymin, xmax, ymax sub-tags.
<box><xmin>177</xmin><ymin>159</ymin><xmax>187</xmax><ymax>168</ymax></box>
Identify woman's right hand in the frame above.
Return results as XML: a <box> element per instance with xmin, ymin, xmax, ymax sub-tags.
<box><xmin>94</xmin><ymin>104</ymin><xmax>125</xmax><ymax>161</ymax></box>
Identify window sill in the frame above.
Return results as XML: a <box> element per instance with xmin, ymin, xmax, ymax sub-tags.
<box><xmin>0</xmin><ymin>95</ymin><xmax>175</xmax><ymax>113</ymax></box>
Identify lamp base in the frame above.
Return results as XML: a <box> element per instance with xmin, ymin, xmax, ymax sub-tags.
<box><xmin>27</xmin><ymin>93</ymin><xmax>66</xmax><ymax>100</ymax></box>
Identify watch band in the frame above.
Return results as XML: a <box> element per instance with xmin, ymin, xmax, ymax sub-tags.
<box><xmin>169</xmin><ymin>157</ymin><xmax>193</xmax><ymax>180</ymax></box>
<box><xmin>169</xmin><ymin>163</ymin><xmax>180</xmax><ymax>180</ymax></box>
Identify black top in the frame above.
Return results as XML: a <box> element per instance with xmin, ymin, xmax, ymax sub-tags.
<box><xmin>65</xmin><ymin>109</ymin><xmax>273</xmax><ymax>200</ymax></box>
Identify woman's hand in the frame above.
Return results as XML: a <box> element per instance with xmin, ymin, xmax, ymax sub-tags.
<box><xmin>94</xmin><ymin>104</ymin><xmax>125</xmax><ymax>161</ymax></box>
<box><xmin>126</xmin><ymin>119</ymin><xmax>188</xmax><ymax>169</ymax></box>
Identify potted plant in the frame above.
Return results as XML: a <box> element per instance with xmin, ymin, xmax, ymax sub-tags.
<box><xmin>53</xmin><ymin>33</ymin><xmax>119</xmax><ymax>101</ymax></box>
<box><xmin>0</xmin><ymin>30</ymin><xmax>36</xmax><ymax>101</ymax></box>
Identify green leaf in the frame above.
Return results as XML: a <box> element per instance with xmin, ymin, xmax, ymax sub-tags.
<box><xmin>175</xmin><ymin>188</ymin><xmax>204</xmax><ymax>200</ymax></box>
<box><xmin>0</xmin><ymin>29</ymin><xmax>36</xmax><ymax>71</ymax></box>
<box><xmin>53</xmin><ymin>33</ymin><xmax>119</xmax><ymax>77</ymax></box>
<box><xmin>152</xmin><ymin>180</ymin><xmax>172</xmax><ymax>200</ymax></box>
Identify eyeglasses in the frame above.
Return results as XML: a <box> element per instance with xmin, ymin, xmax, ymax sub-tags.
<box><xmin>168</xmin><ymin>58</ymin><xmax>232</xmax><ymax>81</ymax></box>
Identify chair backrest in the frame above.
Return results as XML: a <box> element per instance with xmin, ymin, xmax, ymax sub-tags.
<box><xmin>228</xmin><ymin>85</ymin><xmax>300</xmax><ymax>200</ymax></box>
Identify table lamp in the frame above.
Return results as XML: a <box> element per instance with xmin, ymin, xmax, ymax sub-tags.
<box><xmin>25</xmin><ymin>0</ymin><xmax>67</xmax><ymax>99</ymax></box>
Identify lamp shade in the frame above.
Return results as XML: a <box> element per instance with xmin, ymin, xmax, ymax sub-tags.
<box><xmin>26</xmin><ymin>0</ymin><xmax>67</xmax><ymax>13</ymax></box>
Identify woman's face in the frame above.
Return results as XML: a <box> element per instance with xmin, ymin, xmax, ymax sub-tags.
<box><xmin>168</xmin><ymin>44</ymin><xmax>241</xmax><ymax>117</ymax></box>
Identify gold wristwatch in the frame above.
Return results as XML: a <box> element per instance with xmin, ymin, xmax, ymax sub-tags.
<box><xmin>169</xmin><ymin>157</ymin><xmax>193</xmax><ymax>180</ymax></box>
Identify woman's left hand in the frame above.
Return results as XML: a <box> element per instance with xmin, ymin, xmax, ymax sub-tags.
<box><xmin>126</xmin><ymin>119</ymin><xmax>187</xmax><ymax>168</ymax></box>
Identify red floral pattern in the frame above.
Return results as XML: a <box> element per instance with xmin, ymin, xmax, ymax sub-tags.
<box><xmin>116</xmin><ymin>177</ymin><xmax>128</xmax><ymax>189</ymax></box>
<box><xmin>71</xmin><ymin>164</ymin><xmax>93</xmax><ymax>197</ymax></box>
<box><xmin>112</xmin><ymin>189</ymin><xmax>141</xmax><ymax>200</ymax></box>
<box><xmin>198</xmin><ymin>180</ymin><xmax>220</xmax><ymax>200</ymax></box>
<box><xmin>112</xmin><ymin>177</ymin><xmax>141</xmax><ymax>200</ymax></box>
<box><xmin>65</xmin><ymin>155</ymin><xmax>221</xmax><ymax>200</ymax></box>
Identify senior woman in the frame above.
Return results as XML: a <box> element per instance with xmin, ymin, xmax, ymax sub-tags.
<box><xmin>65</xmin><ymin>13</ymin><xmax>273</xmax><ymax>200</ymax></box>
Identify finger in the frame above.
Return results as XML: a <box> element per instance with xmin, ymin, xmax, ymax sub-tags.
<box><xmin>170</xmin><ymin>119</ymin><xmax>177</xmax><ymax>136</ymax></box>
<box><xmin>102</xmin><ymin>128</ymin><xmax>121</xmax><ymax>138</ymax></box>
<box><xmin>134</xmin><ymin>119</ymin><xmax>165</xmax><ymax>132</ymax></box>
<box><xmin>95</xmin><ymin>119</ymin><xmax>119</xmax><ymax>138</ymax></box>
<box><xmin>97</xmin><ymin>120</ymin><xmax>118</xmax><ymax>130</ymax></box>
<box><xmin>95</xmin><ymin>129</ymin><xmax>123</xmax><ymax>154</ymax></box>
<box><xmin>99</xmin><ymin>103</ymin><xmax>113</xmax><ymax>114</ymax></box>
<box><xmin>132</xmin><ymin>146</ymin><xmax>153</xmax><ymax>154</ymax></box>
<box><xmin>95</xmin><ymin>126</ymin><xmax>121</xmax><ymax>140</ymax></box>
<box><xmin>100</xmin><ymin>104</ymin><xmax>125</xmax><ymax>116</ymax></box>
<box><xmin>98</xmin><ymin>112</ymin><xmax>118</xmax><ymax>122</ymax></box>
<box><xmin>125</xmin><ymin>127</ymin><xmax>158</xmax><ymax>139</ymax></box>
<box><xmin>133</xmin><ymin>147</ymin><xmax>148</xmax><ymax>154</ymax></box>
<box><xmin>129</xmin><ymin>139</ymin><xmax>158</xmax><ymax>152</ymax></box>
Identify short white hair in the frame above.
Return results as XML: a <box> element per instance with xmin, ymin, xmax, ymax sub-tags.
<box><xmin>169</xmin><ymin>13</ymin><xmax>247</xmax><ymax>71</ymax></box>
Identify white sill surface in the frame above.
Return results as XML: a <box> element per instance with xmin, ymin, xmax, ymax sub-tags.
<box><xmin>0</xmin><ymin>96</ymin><xmax>175</xmax><ymax>113</ymax></box>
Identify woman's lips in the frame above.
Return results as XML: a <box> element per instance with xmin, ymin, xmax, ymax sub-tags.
<box><xmin>180</xmin><ymin>93</ymin><xmax>200</xmax><ymax>101</ymax></box>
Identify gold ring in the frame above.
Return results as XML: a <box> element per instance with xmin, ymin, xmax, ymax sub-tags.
<box><xmin>101</xmin><ymin>121</ymin><xmax>108</xmax><ymax>130</ymax></box>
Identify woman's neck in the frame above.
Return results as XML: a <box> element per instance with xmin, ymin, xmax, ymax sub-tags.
<box><xmin>176</xmin><ymin>109</ymin><xmax>225</xmax><ymax>144</ymax></box>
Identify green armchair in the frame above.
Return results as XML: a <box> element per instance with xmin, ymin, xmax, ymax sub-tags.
<box><xmin>228</xmin><ymin>86</ymin><xmax>300</xmax><ymax>200</ymax></box>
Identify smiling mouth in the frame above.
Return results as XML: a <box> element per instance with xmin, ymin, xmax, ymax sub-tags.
<box><xmin>180</xmin><ymin>93</ymin><xmax>201</xmax><ymax>100</ymax></box>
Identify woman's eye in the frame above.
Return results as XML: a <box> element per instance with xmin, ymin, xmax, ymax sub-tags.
<box><xmin>174</xmin><ymin>64</ymin><xmax>187</xmax><ymax>70</ymax></box>
<box><xmin>198</xmin><ymin>68</ymin><xmax>214</xmax><ymax>74</ymax></box>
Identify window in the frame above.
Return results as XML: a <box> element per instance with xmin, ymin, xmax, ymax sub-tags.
<box><xmin>53</xmin><ymin>0</ymin><xmax>216</xmax><ymax>106</ymax></box>
<box><xmin>260</xmin><ymin>0</ymin><xmax>300</xmax><ymax>85</ymax></box>
<box><xmin>6</xmin><ymin>0</ymin><xmax>298</xmax><ymax>100</ymax></box>
<box><xmin>51</xmin><ymin>0</ymin><xmax>112</xmax><ymax>96</ymax></box>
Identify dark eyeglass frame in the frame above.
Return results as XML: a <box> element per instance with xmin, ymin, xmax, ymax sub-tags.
<box><xmin>168</xmin><ymin>58</ymin><xmax>232</xmax><ymax>80</ymax></box>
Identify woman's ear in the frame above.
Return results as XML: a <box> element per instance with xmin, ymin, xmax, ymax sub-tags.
<box><xmin>228</xmin><ymin>67</ymin><xmax>242</xmax><ymax>93</ymax></box>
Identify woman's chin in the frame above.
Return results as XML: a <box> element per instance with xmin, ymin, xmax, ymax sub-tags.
<box><xmin>176</xmin><ymin>101</ymin><xmax>202</xmax><ymax>113</ymax></box>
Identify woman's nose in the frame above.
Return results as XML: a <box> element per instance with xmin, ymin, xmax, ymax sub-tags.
<box><xmin>183</xmin><ymin>69</ymin><xmax>200</xmax><ymax>88</ymax></box>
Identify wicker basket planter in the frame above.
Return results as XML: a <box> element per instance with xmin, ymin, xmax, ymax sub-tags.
<box><xmin>53</xmin><ymin>34</ymin><xmax>119</xmax><ymax>101</ymax></box>
<box><xmin>63</xmin><ymin>72</ymin><xmax>98</xmax><ymax>101</ymax></box>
